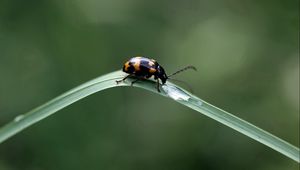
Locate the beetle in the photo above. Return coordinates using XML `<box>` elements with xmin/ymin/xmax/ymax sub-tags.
<box><xmin>116</xmin><ymin>56</ymin><xmax>196</xmax><ymax>92</ymax></box>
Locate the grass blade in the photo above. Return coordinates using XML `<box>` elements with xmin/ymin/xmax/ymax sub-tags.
<box><xmin>0</xmin><ymin>70</ymin><xmax>299</xmax><ymax>162</ymax></box>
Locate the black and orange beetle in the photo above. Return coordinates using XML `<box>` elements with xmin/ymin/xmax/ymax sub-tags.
<box><xmin>116</xmin><ymin>56</ymin><xmax>196</xmax><ymax>92</ymax></box>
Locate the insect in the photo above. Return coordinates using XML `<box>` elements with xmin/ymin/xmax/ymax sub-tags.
<box><xmin>116</xmin><ymin>56</ymin><xmax>196</xmax><ymax>92</ymax></box>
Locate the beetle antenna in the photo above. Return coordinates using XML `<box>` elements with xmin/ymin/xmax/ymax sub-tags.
<box><xmin>167</xmin><ymin>65</ymin><xmax>197</xmax><ymax>78</ymax></box>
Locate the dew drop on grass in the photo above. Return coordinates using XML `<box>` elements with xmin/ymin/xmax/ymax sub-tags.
<box><xmin>14</xmin><ymin>115</ymin><xmax>24</xmax><ymax>122</ymax></box>
<box><xmin>162</xmin><ymin>84</ymin><xmax>191</xmax><ymax>101</ymax></box>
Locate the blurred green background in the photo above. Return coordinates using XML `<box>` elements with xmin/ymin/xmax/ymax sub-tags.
<box><xmin>0</xmin><ymin>0</ymin><xmax>299</xmax><ymax>169</ymax></box>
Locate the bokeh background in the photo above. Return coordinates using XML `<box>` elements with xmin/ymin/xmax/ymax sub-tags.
<box><xmin>0</xmin><ymin>0</ymin><xmax>299</xmax><ymax>169</ymax></box>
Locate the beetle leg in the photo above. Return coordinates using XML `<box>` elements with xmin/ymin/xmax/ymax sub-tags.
<box><xmin>131</xmin><ymin>76</ymin><xmax>146</xmax><ymax>86</ymax></box>
<box><xmin>131</xmin><ymin>78</ymin><xmax>140</xmax><ymax>86</ymax></box>
<box><xmin>146</xmin><ymin>74</ymin><xmax>152</xmax><ymax>79</ymax></box>
<box><xmin>156</xmin><ymin>79</ymin><xmax>160</xmax><ymax>92</ymax></box>
<box><xmin>116</xmin><ymin>75</ymin><xmax>131</xmax><ymax>84</ymax></box>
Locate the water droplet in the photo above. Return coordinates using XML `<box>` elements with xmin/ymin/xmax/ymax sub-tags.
<box><xmin>14</xmin><ymin>115</ymin><xmax>24</xmax><ymax>122</ymax></box>
<box><xmin>162</xmin><ymin>84</ymin><xmax>191</xmax><ymax>101</ymax></box>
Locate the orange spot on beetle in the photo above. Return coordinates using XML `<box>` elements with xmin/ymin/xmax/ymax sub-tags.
<box><xmin>124</xmin><ymin>62</ymin><xmax>130</xmax><ymax>71</ymax></box>
<box><xmin>148</xmin><ymin>61</ymin><xmax>155</xmax><ymax>66</ymax></box>
<box><xmin>149</xmin><ymin>68</ymin><xmax>156</xmax><ymax>73</ymax></box>
<box><xmin>133</xmin><ymin>60</ymin><xmax>141</xmax><ymax>72</ymax></box>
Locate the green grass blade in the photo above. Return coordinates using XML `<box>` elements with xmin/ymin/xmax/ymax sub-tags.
<box><xmin>0</xmin><ymin>70</ymin><xmax>299</xmax><ymax>162</ymax></box>
<box><xmin>161</xmin><ymin>84</ymin><xmax>300</xmax><ymax>163</ymax></box>
<box><xmin>0</xmin><ymin>70</ymin><xmax>126</xmax><ymax>143</ymax></box>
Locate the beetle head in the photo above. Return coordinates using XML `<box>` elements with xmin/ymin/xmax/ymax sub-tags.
<box><xmin>157</xmin><ymin>65</ymin><xmax>168</xmax><ymax>84</ymax></box>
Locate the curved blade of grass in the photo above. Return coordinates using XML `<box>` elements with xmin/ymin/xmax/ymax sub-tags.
<box><xmin>0</xmin><ymin>70</ymin><xmax>299</xmax><ymax>162</ymax></box>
